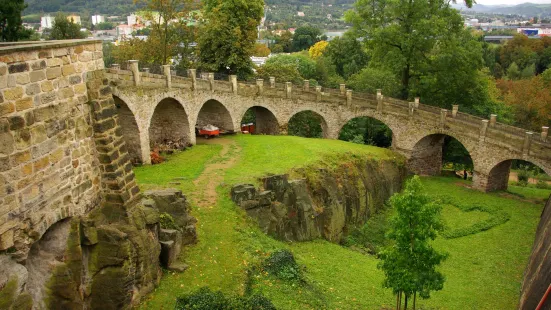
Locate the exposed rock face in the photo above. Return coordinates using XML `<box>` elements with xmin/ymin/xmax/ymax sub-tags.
<box><xmin>0</xmin><ymin>189</ymin><xmax>196</xmax><ymax>310</ymax></box>
<box><xmin>231</xmin><ymin>158</ymin><xmax>406</xmax><ymax>242</ymax></box>
<box><xmin>520</xmin><ymin>195</ymin><xmax>551</xmax><ymax>310</ymax></box>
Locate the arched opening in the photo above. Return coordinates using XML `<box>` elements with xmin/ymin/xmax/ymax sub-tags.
<box><xmin>149</xmin><ymin>98</ymin><xmax>191</xmax><ymax>151</ymax></box>
<box><xmin>114</xmin><ymin>96</ymin><xmax>143</xmax><ymax>164</ymax></box>
<box><xmin>240</xmin><ymin>106</ymin><xmax>280</xmax><ymax>135</ymax></box>
<box><xmin>287</xmin><ymin>110</ymin><xmax>328</xmax><ymax>138</ymax></box>
<box><xmin>338</xmin><ymin>116</ymin><xmax>392</xmax><ymax>147</ymax></box>
<box><xmin>408</xmin><ymin>134</ymin><xmax>473</xmax><ymax>179</ymax></box>
<box><xmin>196</xmin><ymin>100</ymin><xmax>234</xmax><ymax>134</ymax></box>
<box><xmin>487</xmin><ymin>159</ymin><xmax>551</xmax><ymax>192</ymax></box>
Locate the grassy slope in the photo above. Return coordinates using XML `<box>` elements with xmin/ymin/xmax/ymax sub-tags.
<box><xmin>135</xmin><ymin>135</ymin><xmax>549</xmax><ymax>310</ymax></box>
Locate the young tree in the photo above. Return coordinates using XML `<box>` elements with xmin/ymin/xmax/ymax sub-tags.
<box><xmin>378</xmin><ymin>176</ymin><xmax>447</xmax><ymax>310</ymax></box>
<box><xmin>308</xmin><ymin>40</ymin><xmax>328</xmax><ymax>59</ymax></box>
<box><xmin>50</xmin><ymin>14</ymin><xmax>86</xmax><ymax>40</ymax></box>
<box><xmin>0</xmin><ymin>0</ymin><xmax>32</xmax><ymax>42</ymax></box>
<box><xmin>197</xmin><ymin>0</ymin><xmax>264</xmax><ymax>78</ymax></box>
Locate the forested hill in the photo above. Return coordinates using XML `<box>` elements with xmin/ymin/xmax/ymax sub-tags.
<box><xmin>23</xmin><ymin>0</ymin><xmax>142</xmax><ymax>15</ymax></box>
<box><xmin>23</xmin><ymin>0</ymin><xmax>356</xmax><ymax>15</ymax></box>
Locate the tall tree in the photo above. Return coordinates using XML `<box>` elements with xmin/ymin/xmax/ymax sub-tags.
<box><xmin>378</xmin><ymin>176</ymin><xmax>447</xmax><ymax>310</ymax></box>
<box><xmin>197</xmin><ymin>0</ymin><xmax>264</xmax><ymax>78</ymax></box>
<box><xmin>325</xmin><ymin>34</ymin><xmax>368</xmax><ymax>79</ymax></box>
<box><xmin>50</xmin><ymin>14</ymin><xmax>86</xmax><ymax>40</ymax></box>
<box><xmin>134</xmin><ymin>0</ymin><xmax>195</xmax><ymax>65</ymax></box>
<box><xmin>292</xmin><ymin>26</ymin><xmax>322</xmax><ymax>52</ymax></box>
<box><xmin>0</xmin><ymin>0</ymin><xmax>31</xmax><ymax>42</ymax></box>
<box><xmin>346</xmin><ymin>0</ymin><xmax>466</xmax><ymax>99</ymax></box>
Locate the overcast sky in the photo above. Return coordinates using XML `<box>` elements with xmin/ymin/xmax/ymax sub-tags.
<box><xmin>474</xmin><ymin>0</ymin><xmax>551</xmax><ymax>5</ymax></box>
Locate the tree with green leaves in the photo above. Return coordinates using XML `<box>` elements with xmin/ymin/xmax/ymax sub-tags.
<box><xmin>50</xmin><ymin>14</ymin><xmax>86</xmax><ymax>40</ymax></box>
<box><xmin>324</xmin><ymin>34</ymin><xmax>368</xmax><ymax>79</ymax></box>
<box><xmin>0</xmin><ymin>0</ymin><xmax>32</xmax><ymax>42</ymax></box>
<box><xmin>197</xmin><ymin>0</ymin><xmax>264</xmax><ymax>78</ymax></box>
<box><xmin>346</xmin><ymin>0</ymin><xmax>468</xmax><ymax>99</ymax></box>
<box><xmin>378</xmin><ymin>176</ymin><xmax>447</xmax><ymax>310</ymax></box>
<box><xmin>292</xmin><ymin>26</ymin><xmax>322</xmax><ymax>52</ymax></box>
<box><xmin>134</xmin><ymin>0</ymin><xmax>195</xmax><ymax>66</ymax></box>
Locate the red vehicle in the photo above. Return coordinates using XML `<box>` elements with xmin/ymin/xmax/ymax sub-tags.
<box><xmin>196</xmin><ymin>125</ymin><xmax>220</xmax><ymax>139</ymax></box>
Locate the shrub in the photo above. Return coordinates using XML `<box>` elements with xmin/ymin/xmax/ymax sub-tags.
<box><xmin>536</xmin><ymin>180</ymin><xmax>550</xmax><ymax>189</ymax></box>
<box><xmin>159</xmin><ymin>212</ymin><xmax>179</xmax><ymax>230</ymax></box>
<box><xmin>262</xmin><ymin>249</ymin><xmax>302</xmax><ymax>281</ymax></box>
<box><xmin>517</xmin><ymin>166</ymin><xmax>530</xmax><ymax>183</ymax></box>
<box><xmin>175</xmin><ymin>287</ymin><xmax>276</xmax><ymax>310</ymax></box>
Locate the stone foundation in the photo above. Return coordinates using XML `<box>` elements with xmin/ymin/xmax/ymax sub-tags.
<box><xmin>407</xmin><ymin>134</ymin><xmax>445</xmax><ymax>176</ymax></box>
<box><xmin>149</xmin><ymin>98</ymin><xmax>191</xmax><ymax>149</ymax></box>
<box><xmin>196</xmin><ymin>99</ymin><xmax>234</xmax><ymax>132</ymax></box>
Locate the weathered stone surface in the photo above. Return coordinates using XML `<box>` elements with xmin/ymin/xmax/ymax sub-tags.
<box><xmin>231</xmin><ymin>158</ymin><xmax>407</xmax><ymax>242</ymax></box>
<box><xmin>519</xmin><ymin>195</ymin><xmax>551</xmax><ymax>310</ymax></box>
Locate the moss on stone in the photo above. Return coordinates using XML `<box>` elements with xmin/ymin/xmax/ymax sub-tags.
<box><xmin>0</xmin><ymin>277</ymin><xmax>17</xmax><ymax>309</ymax></box>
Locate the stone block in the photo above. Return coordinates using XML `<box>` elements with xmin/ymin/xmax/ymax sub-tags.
<box><xmin>62</xmin><ymin>65</ymin><xmax>76</xmax><ymax>76</ymax></box>
<box><xmin>8</xmin><ymin>63</ymin><xmax>29</xmax><ymax>74</ymax></box>
<box><xmin>231</xmin><ymin>184</ymin><xmax>257</xmax><ymax>205</ymax></box>
<box><xmin>0</xmin><ymin>133</ymin><xmax>14</xmax><ymax>155</ymax></box>
<box><xmin>0</xmin><ymin>155</ymin><xmax>10</xmax><ymax>172</ymax></box>
<box><xmin>0</xmin><ymin>75</ymin><xmax>6</xmax><ymax>89</ymax></box>
<box><xmin>31</xmin><ymin>59</ymin><xmax>47</xmax><ymax>71</ymax></box>
<box><xmin>10</xmin><ymin>150</ymin><xmax>31</xmax><ymax>166</ymax></box>
<box><xmin>58</xmin><ymin>87</ymin><xmax>74</xmax><ymax>100</ymax></box>
<box><xmin>33</xmin><ymin>156</ymin><xmax>50</xmax><ymax>172</ymax></box>
<box><xmin>30</xmin><ymin>125</ymin><xmax>47</xmax><ymax>144</ymax></box>
<box><xmin>25</xmin><ymin>82</ymin><xmax>41</xmax><ymax>96</ymax></box>
<box><xmin>40</xmin><ymin>80</ymin><xmax>54</xmax><ymax>92</ymax></box>
<box><xmin>16</xmin><ymin>73</ymin><xmax>30</xmax><ymax>85</ymax></box>
<box><xmin>13</xmin><ymin>129</ymin><xmax>30</xmax><ymax>150</ymax></box>
<box><xmin>74</xmin><ymin>84</ymin><xmax>86</xmax><ymax>94</ymax></box>
<box><xmin>53</xmin><ymin>48</ymin><xmax>69</xmax><ymax>57</ymax></box>
<box><xmin>40</xmin><ymin>92</ymin><xmax>57</xmax><ymax>105</ymax></box>
<box><xmin>46</xmin><ymin>67</ymin><xmax>62</xmax><ymax>80</ymax></box>
<box><xmin>30</xmin><ymin>70</ymin><xmax>46</xmax><ymax>83</ymax></box>
<box><xmin>0</xmin><ymin>63</ymin><xmax>7</xmax><ymax>76</ymax></box>
<box><xmin>0</xmin><ymin>103</ymin><xmax>15</xmax><ymax>117</ymax></box>
<box><xmin>4</xmin><ymin>87</ymin><xmax>24</xmax><ymax>100</ymax></box>
<box><xmin>46</xmin><ymin>57</ymin><xmax>63</xmax><ymax>67</ymax></box>
<box><xmin>38</xmin><ymin>50</ymin><xmax>53</xmax><ymax>58</ymax></box>
<box><xmin>79</xmin><ymin>52</ymin><xmax>93</xmax><ymax>62</ymax></box>
<box><xmin>34</xmin><ymin>105</ymin><xmax>55</xmax><ymax>122</ymax></box>
<box><xmin>8</xmin><ymin>116</ymin><xmax>25</xmax><ymax>131</ymax></box>
<box><xmin>15</xmin><ymin>97</ymin><xmax>33</xmax><ymax>111</ymax></box>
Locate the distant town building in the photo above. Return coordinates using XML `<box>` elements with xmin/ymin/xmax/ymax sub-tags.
<box><xmin>41</xmin><ymin>15</ymin><xmax>54</xmax><ymax>29</ymax></box>
<box><xmin>92</xmin><ymin>15</ymin><xmax>105</xmax><ymax>25</ymax></box>
<box><xmin>297</xmin><ymin>12</ymin><xmax>305</xmax><ymax>17</ymax></box>
<box><xmin>127</xmin><ymin>14</ymin><xmax>139</xmax><ymax>27</ymax></box>
<box><xmin>67</xmin><ymin>15</ymin><xmax>82</xmax><ymax>25</ymax></box>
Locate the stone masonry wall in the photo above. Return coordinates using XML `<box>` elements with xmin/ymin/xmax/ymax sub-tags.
<box><xmin>0</xmin><ymin>41</ymin><xmax>105</xmax><ymax>256</ymax></box>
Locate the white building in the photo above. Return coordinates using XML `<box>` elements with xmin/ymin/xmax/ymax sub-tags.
<box><xmin>127</xmin><ymin>14</ymin><xmax>138</xmax><ymax>26</ymax></box>
<box><xmin>92</xmin><ymin>15</ymin><xmax>105</xmax><ymax>25</ymax></box>
<box><xmin>41</xmin><ymin>15</ymin><xmax>54</xmax><ymax>29</ymax></box>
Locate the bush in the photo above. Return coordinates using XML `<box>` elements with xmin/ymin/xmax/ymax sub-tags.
<box><xmin>262</xmin><ymin>249</ymin><xmax>302</xmax><ymax>281</ymax></box>
<box><xmin>175</xmin><ymin>287</ymin><xmax>276</xmax><ymax>310</ymax></box>
<box><xmin>536</xmin><ymin>180</ymin><xmax>550</xmax><ymax>189</ymax></box>
<box><xmin>159</xmin><ymin>212</ymin><xmax>179</xmax><ymax>230</ymax></box>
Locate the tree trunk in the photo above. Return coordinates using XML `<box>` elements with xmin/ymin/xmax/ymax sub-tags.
<box><xmin>404</xmin><ymin>294</ymin><xmax>408</xmax><ymax>310</ymax></box>
<box><xmin>396</xmin><ymin>292</ymin><xmax>400</xmax><ymax>310</ymax></box>
<box><xmin>413</xmin><ymin>292</ymin><xmax>417</xmax><ymax>310</ymax></box>
<box><xmin>401</xmin><ymin>63</ymin><xmax>410</xmax><ymax>100</ymax></box>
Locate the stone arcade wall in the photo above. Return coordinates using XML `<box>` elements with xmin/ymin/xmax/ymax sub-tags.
<box><xmin>107</xmin><ymin>67</ymin><xmax>551</xmax><ymax>192</ymax></box>
<box><xmin>0</xmin><ymin>41</ymin><xmax>195</xmax><ymax>309</ymax></box>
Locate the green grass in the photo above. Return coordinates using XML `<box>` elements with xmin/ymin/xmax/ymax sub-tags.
<box><xmin>134</xmin><ymin>135</ymin><xmax>549</xmax><ymax>310</ymax></box>
<box><xmin>133</xmin><ymin>144</ymin><xmax>221</xmax><ymax>193</ymax></box>
<box><xmin>223</xmin><ymin>135</ymin><xmax>399</xmax><ymax>185</ymax></box>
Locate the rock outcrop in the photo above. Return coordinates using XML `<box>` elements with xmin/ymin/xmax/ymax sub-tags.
<box><xmin>0</xmin><ymin>189</ymin><xmax>196</xmax><ymax>310</ymax></box>
<box><xmin>231</xmin><ymin>158</ymin><xmax>406</xmax><ymax>242</ymax></box>
<box><xmin>519</xmin><ymin>195</ymin><xmax>551</xmax><ymax>310</ymax></box>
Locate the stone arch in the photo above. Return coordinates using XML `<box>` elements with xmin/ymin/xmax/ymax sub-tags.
<box><xmin>337</xmin><ymin>115</ymin><xmax>394</xmax><ymax>148</ymax></box>
<box><xmin>149</xmin><ymin>97</ymin><xmax>193</xmax><ymax>150</ymax></box>
<box><xmin>408</xmin><ymin>133</ymin><xmax>474</xmax><ymax>176</ymax></box>
<box><xmin>196</xmin><ymin>99</ymin><xmax>235</xmax><ymax>133</ymax></box>
<box><xmin>483</xmin><ymin>158</ymin><xmax>551</xmax><ymax>192</ymax></box>
<box><xmin>239</xmin><ymin>106</ymin><xmax>280</xmax><ymax>135</ymax></box>
<box><xmin>286</xmin><ymin>109</ymin><xmax>330</xmax><ymax>139</ymax></box>
<box><xmin>113</xmin><ymin>96</ymin><xmax>143</xmax><ymax>164</ymax></box>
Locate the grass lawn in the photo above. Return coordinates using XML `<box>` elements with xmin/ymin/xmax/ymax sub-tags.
<box><xmin>135</xmin><ymin>135</ymin><xmax>549</xmax><ymax>310</ymax></box>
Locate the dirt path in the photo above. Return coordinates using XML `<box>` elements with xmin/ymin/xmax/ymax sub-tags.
<box><xmin>192</xmin><ymin>137</ymin><xmax>241</xmax><ymax>208</ymax></box>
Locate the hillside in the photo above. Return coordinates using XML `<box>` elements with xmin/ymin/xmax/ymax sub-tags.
<box><xmin>455</xmin><ymin>2</ymin><xmax>551</xmax><ymax>17</ymax></box>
